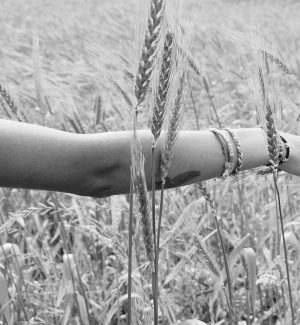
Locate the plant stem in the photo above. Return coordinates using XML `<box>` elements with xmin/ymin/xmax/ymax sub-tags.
<box><xmin>127</xmin><ymin>180</ymin><xmax>134</xmax><ymax>325</ymax></box>
<box><xmin>214</xmin><ymin>216</ymin><xmax>235</xmax><ymax>323</ymax></box>
<box><xmin>151</xmin><ymin>144</ymin><xmax>159</xmax><ymax>325</ymax></box>
<box><xmin>157</xmin><ymin>183</ymin><xmax>165</xmax><ymax>260</ymax></box>
<box><xmin>273</xmin><ymin>172</ymin><xmax>295</xmax><ymax>324</ymax></box>
<box><xmin>187</xmin><ymin>72</ymin><xmax>200</xmax><ymax>130</ymax></box>
<box><xmin>154</xmin><ymin>182</ymin><xmax>165</xmax><ymax>325</ymax></box>
<box><xmin>151</xmin><ymin>145</ymin><xmax>157</xmax><ymax>249</ymax></box>
<box><xmin>202</xmin><ymin>76</ymin><xmax>222</xmax><ymax>128</ymax></box>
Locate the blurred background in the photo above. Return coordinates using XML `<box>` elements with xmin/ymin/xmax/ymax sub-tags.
<box><xmin>1</xmin><ymin>0</ymin><xmax>300</xmax><ymax>324</ymax></box>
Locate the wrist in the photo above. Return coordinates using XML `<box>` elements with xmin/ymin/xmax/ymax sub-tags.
<box><xmin>277</xmin><ymin>133</ymin><xmax>300</xmax><ymax>177</ymax></box>
<box><xmin>232</xmin><ymin>128</ymin><xmax>269</xmax><ymax>171</ymax></box>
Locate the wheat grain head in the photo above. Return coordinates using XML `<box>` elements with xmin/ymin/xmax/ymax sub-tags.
<box><xmin>161</xmin><ymin>70</ymin><xmax>186</xmax><ymax>183</ymax></box>
<box><xmin>151</xmin><ymin>29</ymin><xmax>174</xmax><ymax>143</ymax></box>
<box><xmin>131</xmin><ymin>133</ymin><xmax>154</xmax><ymax>263</ymax></box>
<box><xmin>135</xmin><ymin>0</ymin><xmax>166</xmax><ymax>109</ymax></box>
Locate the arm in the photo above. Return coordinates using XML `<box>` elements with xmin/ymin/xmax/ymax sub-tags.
<box><xmin>0</xmin><ymin>119</ymin><xmax>298</xmax><ymax>198</ymax></box>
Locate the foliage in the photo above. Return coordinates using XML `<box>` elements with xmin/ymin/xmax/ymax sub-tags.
<box><xmin>1</xmin><ymin>0</ymin><xmax>300</xmax><ymax>324</ymax></box>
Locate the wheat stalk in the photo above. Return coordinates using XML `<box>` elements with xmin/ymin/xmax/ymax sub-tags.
<box><xmin>257</xmin><ymin>66</ymin><xmax>279</xmax><ymax>174</ymax></box>
<box><xmin>74</xmin><ymin>112</ymin><xmax>86</xmax><ymax>134</ymax></box>
<box><xmin>131</xmin><ymin>134</ymin><xmax>155</xmax><ymax>264</ymax></box>
<box><xmin>241</xmin><ymin>247</ymin><xmax>257</xmax><ymax>317</ymax></box>
<box><xmin>151</xmin><ymin>29</ymin><xmax>174</xmax><ymax>143</ymax></box>
<box><xmin>93</xmin><ymin>94</ymin><xmax>102</xmax><ymax>126</ymax></box>
<box><xmin>135</xmin><ymin>0</ymin><xmax>165</xmax><ymax>109</ymax></box>
<box><xmin>0</xmin><ymin>83</ymin><xmax>18</xmax><ymax>115</ymax></box>
<box><xmin>261</xmin><ymin>50</ymin><xmax>292</xmax><ymax>76</ymax></box>
<box><xmin>197</xmin><ymin>182</ymin><xmax>235</xmax><ymax>322</ymax></box>
<box><xmin>161</xmin><ymin>71</ymin><xmax>185</xmax><ymax>183</ymax></box>
<box><xmin>0</xmin><ymin>83</ymin><xmax>29</xmax><ymax>123</ymax></box>
<box><xmin>195</xmin><ymin>237</ymin><xmax>220</xmax><ymax>278</ymax></box>
<box><xmin>257</xmin><ymin>49</ymin><xmax>295</xmax><ymax>324</ymax></box>
<box><xmin>149</xmin><ymin>28</ymin><xmax>175</xmax><ymax>325</ymax></box>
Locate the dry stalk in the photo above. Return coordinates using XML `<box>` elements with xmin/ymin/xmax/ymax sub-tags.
<box><xmin>257</xmin><ymin>51</ymin><xmax>295</xmax><ymax>324</ymax></box>
<box><xmin>257</xmin><ymin>66</ymin><xmax>279</xmax><ymax>174</ymax></box>
<box><xmin>131</xmin><ymin>133</ymin><xmax>155</xmax><ymax>264</ymax></box>
<box><xmin>195</xmin><ymin>237</ymin><xmax>220</xmax><ymax>278</ymax></box>
<box><xmin>151</xmin><ymin>29</ymin><xmax>174</xmax><ymax>143</ymax></box>
<box><xmin>197</xmin><ymin>182</ymin><xmax>235</xmax><ymax>322</ymax></box>
<box><xmin>150</xmin><ymin>29</ymin><xmax>174</xmax><ymax>325</ymax></box>
<box><xmin>93</xmin><ymin>94</ymin><xmax>102</xmax><ymax>126</ymax></box>
<box><xmin>0</xmin><ymin>83</ymin><xmax>28</xmax><ymax>123</ymax></box>
<box><xmin>150</xmin><ymin>28</ymin><xmax>174</xmax><ymax>249</ymax></box>
<box><xmin>161</xmin><ymin>71</ymin><xmax>186</xmax><ymax>183</ymax></box>
<box><xmin>0</xmin><ymin>83</ymin><xmax>18</xmax><ymax>115</ymax></box>
<box><xmin>261</xmin><ymin>50</ymin><xmax>292</xmax><ymax>76</ymax></box>
<box><xmin>74</xmin><ymin>112</ymin><xmax>86</xmax><ymax>134</ymax></box>
<box><xmin>135</xmin><ymin>0</ymin><xmax>165</xmax><ymax>109</ymax></box>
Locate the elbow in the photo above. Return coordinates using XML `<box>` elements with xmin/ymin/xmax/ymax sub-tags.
<box><xmin>78</xmin><ymin>161</ymin><xmax>128</xmax><ymax>198</ymax></box>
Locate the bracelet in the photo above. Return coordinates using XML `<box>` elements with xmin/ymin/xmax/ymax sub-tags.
<box><xmin>257</xmin><ymin>127</ymin><xmax>290</xmax><ymax>175</ymax></box>
<box><xmin>278</xmin><ymin>135</ymin><xmax>290</xmax><ymax>164</ymax></box>
<box><xmin>209</xmin><ymin>128</ymin><xmax>235</xmax><ymax>178</ymax></box>
<box><xmin>256</xmin><ymin>125</ymin><xmax>278</xmax><ymax>175</ymax></box>
<box><xmin>223</xmin><ymin>128</ymin><xmax>243</xmax><ymax>175</ymax></box>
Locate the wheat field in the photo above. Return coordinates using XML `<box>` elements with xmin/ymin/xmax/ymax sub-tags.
<box><xmin>1</xmin><ymin>0</ymin><xmax>300</xmax><ymax>324</ymax></box>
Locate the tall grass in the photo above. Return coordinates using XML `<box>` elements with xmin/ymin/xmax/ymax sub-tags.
<box><xmin>0</xmin><ymin>0</ymin><xmax>300</xmax><ymax>324</ymax></box>
<box><xmin>256</xmin><ymin>47</ymin><xmax>295</xmax><ymax>324</ymax></box>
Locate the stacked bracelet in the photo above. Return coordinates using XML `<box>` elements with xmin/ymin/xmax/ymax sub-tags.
<box><xmin>278</xmin><ymin>135</ymin><xmax>290</xmax><ymax>164</ymax></box>
<box><xmin>208</xmin><ymin>126</ymin><xmax>289</xmax><ymax>178</ymax></box>
<box><xmin>223</xmin><ymin>128</ymin><xmax>244</xmax><ymax>175</ymax></box>
<box><xmin>209</xmin><ymin>128</ymin><xmax>235</xmax><ymax>178</ymax></box>
<box><xmin>257</xmin><ymin>127</ymin><xmax>290</xmax><ymax>175</ymax></box>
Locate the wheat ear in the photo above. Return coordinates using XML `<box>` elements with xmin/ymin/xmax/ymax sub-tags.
<box><xmin>257</xmin><ymin>66</ymin><xmax>279</xmax><ymax>174</ymax></box>
<box><xmin>150</xmin><ymin>30</ymin><xmax>174</xmax><ymax>324</ymax></box>
<box><xmin>135</xmin><ymin>0</ymin><xmax>165</xmax><ymax>108</ymax></box>
<box><xmin>0</xmin><ymin>83</ymin><xmax>28</xmax><ymax>123</ymax></box>
<box><xmin>197</xmin><ymin>182</ymin><xmax>235</xmax><ymax>322</ymax></box>
<box><xmin>151</xmin><ymin>29</ymin><xmax>174</xmax><ymax>142</ymax></box>
<box><xmin>131</xmin><ymin>133</ymin><xmax>154</xmax><ymax>264</ymax></box>
<box><xmin>0</xmin><ymin>83</ymin><xmax>19</xmax><ymax>116</ymax></box>
<box><xmin>261</xmin><ymin>50</ymin><xmax>292</xmax><ymax>76</ymax></box>
<box><xmin>257</xmin><ymin>50</ymin><xmax>295</xmax><ymax>324</ymax></box>
<box><xmin>195</xmin><ymin>237</ymin><xmax>220</xmax><ymax>278</ymax></box>
<box><xmin>161</xmin><ymin>71</ymin><xmax>185</xmax><ymax>183</ymax></box>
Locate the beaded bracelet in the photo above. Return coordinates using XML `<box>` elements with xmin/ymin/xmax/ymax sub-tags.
<box><xmin>223</xmin><ymin>128</ymin><xmax>243</xmax><ymax>175</ymax></box>
<box><xmin>257</xmin><ymin>126</ymin><xmax>290</xmax><ymax>175</ymax></box>
<box><xmin>209</xmin><ymin>128</ymin><xmax>235</xmax><ymax>178</ymax></box>
<box><xmin>278</xmin><ymin>135</ymin><xmax>290</xmax><ymax>164</ymax></box>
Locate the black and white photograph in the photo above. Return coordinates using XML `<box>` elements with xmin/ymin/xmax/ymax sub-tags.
<box><xmin>0</xmin><ymin>0</ymin><xmax>300</xmax><ymax>324</ymax></box>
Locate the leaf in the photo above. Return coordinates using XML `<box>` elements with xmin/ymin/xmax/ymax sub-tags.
<box><xmin>111</xmin><ymin>195</ymin><xmax>128</xmax><ymax>233</ymax></box>
<box><xmin>0</xmin><ymin>243</ymin><xmax>24</xmax><ymax>276</ymax></box>
<box><xmin>61</xmin><ymin>293</ymin><xmax>73</xmax><ymax>325</ymax></box>
<box><xmin>62</xmin><ymin>254</ymin><xmax>76</xmax><ymax>296</ymax></box>
<box><xmin>173</xmin><ymin>320</ymin><xmax>208</xmax><ymax>325</ymax></box>
<box><xmin>63</xmin><ymin>254</ymin><xmax>76</xmax><ymax>283</ymax></box>
<box><xmin>220</xmin><ymin>233</ymin><xmax>251</xmax><ymax>281</ymax></box>
<box><xmin>76</xmin><ymin>292</ymin><xmax>89</xmax><ymax>325</ymax></box>
<box><xmin>163</xmin><ymin>246</ymin><xmax>196</xmax><ymax>286</ymax></box>
<box><xmin>104</xmin><ymin>293</ymin><xmax>140</xmax><ymax>325</ymax></box>
<box><xmin>242</xmin><ymin>247</ymin><xmax>257</xmax><ymax>316</ymax></box>
<box><xmin>282</xmin><ymin>231</ymin><xmax>300</xmax><ymax>253</ymax></box>
<box><xmin>161</xmin><ymin>197</ymin><xmax>205</xmax><ymax>247</ymax></box>
<box><xmin>0</xmin><ymin>271</ymin><xmax>12</xmax><ymax>325</ymax></box>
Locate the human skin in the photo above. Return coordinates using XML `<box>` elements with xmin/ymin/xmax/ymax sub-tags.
<box><xmin>0</xmin><ymin>119</ymin><xmax>298</xmax><ymax>198</ymax></box>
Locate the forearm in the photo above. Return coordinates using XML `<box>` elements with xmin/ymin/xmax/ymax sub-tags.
<box><xmin>83</xmin><ymin>128</ymin><xmax>299</xmax><ymax>197</ymax></box>
<box><xmin>90</xmin><ymin>128</ymin><xmax>271</xmax><ymax>197</ymax></box>
<box><xmin>0</xmin><ymin>120</ymin><xmax>298</xmax><ymax>198</ymax></box>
